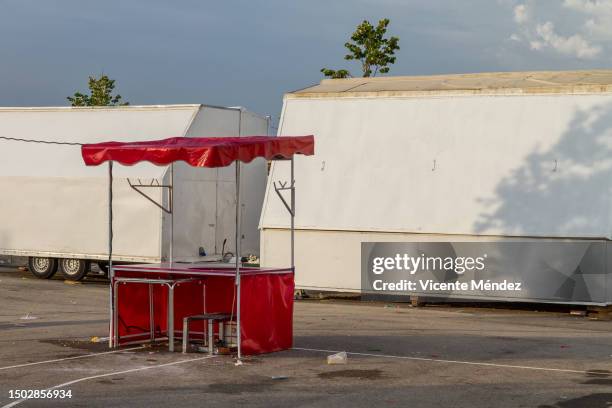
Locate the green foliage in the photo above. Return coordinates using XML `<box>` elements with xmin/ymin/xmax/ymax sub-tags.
<box><xmin>320</xmin><ymin>68</ymin><xmax>352</xmax><ymax>79</ymax></box>
<box><xmin>321</xmin><ymin>18</ymin><xmax>400</xmax><ymax>79</ymax></box>
<box><xmin>67</xmin><ymin>75</ymin><xmax>129</xmax><ymax>106</ymax></box>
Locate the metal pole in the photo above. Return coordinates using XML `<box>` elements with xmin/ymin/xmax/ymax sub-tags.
<box><xmin>235</xmin><ymin>110</ymin><xmax>243</xmax><ymax>358</ymax></box>
<box><xmin>170</xmin><ymin>163</ymin><xmax>174</xmax><ymax>265</ymax></box>
<box><xmin>290</xmin><ymin>157</ymin><xmax>295</xmax><ymax>270</ymax></box>
<box><xmin>235</xmin><ymin>160</ymin><xmax>242</xmax><ymax>360</ymax></box>
<box><xmin>168</xmin><ymin>285</ymin><xmax>174</xmax><ymax>352</ymax></box>
<box><xmin>108</xmin><ymin>161</ymin><xmax>114</xmax><ymax>348</ymax></box>
<box><xmin>149</xmin><ymin>284</ymin><xmax>154</xmax><ymax>342</ymax></box>
<box><xmin>113</xmin><ymin>281</ymin><xmax>119</xmax><ymax>347</ymax></box>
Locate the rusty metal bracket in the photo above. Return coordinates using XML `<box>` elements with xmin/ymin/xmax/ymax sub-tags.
<box><xmin>273</xmin><ymin>180</ymin><xmax>294</xmax><ymax>217</ymax></box>
<box><xmin>127</xmin><ymin>178</ymin><xmax>173</xmax><ymax>214</ymax></box>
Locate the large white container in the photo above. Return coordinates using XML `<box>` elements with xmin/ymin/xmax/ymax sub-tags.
<box><xmin>0</xmin><ymin>104</ymin><xmax>268</xmax><ymax>267</ymax></box>
<box><xmin>260</xmin><ymin>70</ymin><xmax>612</xmax><ymax>294</ymax></box>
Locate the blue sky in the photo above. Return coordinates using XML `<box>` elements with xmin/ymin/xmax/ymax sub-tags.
<box><xmin>1</xmin><ymin>0</ymin><xmax>611</xmax><ymax>122</ymax></box>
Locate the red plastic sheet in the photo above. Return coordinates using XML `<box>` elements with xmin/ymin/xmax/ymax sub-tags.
<box><xmin>81</xmin><ymin>135</ymin><xmax>314</xmax><ymax>168</ymax></box>
<box><xmin>114</xmin><ymin>266</ymin><xmax>294</xmax><ymax>355</ymax></box>
<box><xmin>240</xmin><ymin>273</ymin><xmax>294</xmax><ymax>354</ymax></box>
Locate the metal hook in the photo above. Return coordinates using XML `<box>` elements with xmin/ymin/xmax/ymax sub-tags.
<box><xmin>273</xmin><ymin>180</ymin><xmax>294</xmax><ymax>216</ymax></box>
<box><xmin>127</xmin><ymin>178</ymin><xmax>173</xmax><ymax>213</ymax></box>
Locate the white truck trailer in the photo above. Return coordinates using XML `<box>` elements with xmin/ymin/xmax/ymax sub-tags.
<box><xmin>260</xmin><ymin>70</ymin><xmax>612</xmax><ymax>304</ymax></box>
<box><xmin>0</xmin><ymin>104</ymin><xmax>268</xmax><ymax>280</ymax></box>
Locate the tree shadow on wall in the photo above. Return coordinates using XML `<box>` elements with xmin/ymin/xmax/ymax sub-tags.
<box><xmin>474</xmin><ymin>102</ymin><xmax>612</xmax><ymax>237</ymax></box>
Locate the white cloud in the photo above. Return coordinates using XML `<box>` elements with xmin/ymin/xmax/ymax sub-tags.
<box><xmin>514</xmin><ymin>4</ymin><xmax>529</xmax><ymax>23</ymax></box>
<box><xmin>564</xmin><ymin>0</ymin><xmax>612</xmax><ymax>39</ymax></box>
<box><xmin>510</xmin><ymin>1</ymin><xmax>606</xmax><ymax>59</ymax></box>
<box><xmin>563</xmin><ymin>0</ymin><xmax>612</xmax><ymax>14</ymax></box>
<box><xmin>529</xmin><ymin>40</ymin><xmax>543</xmax><ymax>50</ymax></box>
<box><xmin>535</xmin><ymin>21</ymin><xmax>602</xmax><ymax>58</ymax></box>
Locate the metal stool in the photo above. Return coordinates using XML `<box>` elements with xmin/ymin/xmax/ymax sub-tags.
<box><xmin>182</xmin><ymin>313</ymin><xmax>231</xmax><ymax>354</ymax></box>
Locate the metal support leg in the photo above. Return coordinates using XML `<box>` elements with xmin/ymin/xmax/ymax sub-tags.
<box><xmin>272</xmin><ymin>158</ymin><xmax>296</xmax><ymax>271</ymax></box>
<box><xmin>208</xmin><ymin>319</ymin><xmax>214</xmax><ymax>356</ymax></box>
<box><xmin>108</xmin><ymin>161</ymin><xmax>114</xmax><ymax>348</ymax></box>
<box><xmin>235</xmin><ymin>160</ymin><xmax>242</xmax><ymax>361</ymax></box>
<box><xmin>168</xmin><ymin>286</ymin><xmax>174</xmax><ymax>352</ymax></box>
<box><xmin>170</xmin><ymin>163</ymin><xmax>174</xmax><ymax>264</ymax></box>
<box><xmin>290</xmin><ymin>157</ymin><xmax>295</xmax><ymax>270</ymax></box>
<box><xmin>182</xmin><ymin>317</ymin><xmax>189</xmax><ymax>354</ymax></box>
<box><xmin>149</xmin><ymin>284</ymin><xmax>154</xmax><ymax>342</ymax></box>
<box><xmin>113</xmin><ymin>281</ymin><xmax>119</xmax><ymax>348</ymax></box>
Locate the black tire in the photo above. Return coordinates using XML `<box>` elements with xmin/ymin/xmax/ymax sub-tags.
<box><xmin>28</xmin><ymin>257</ymin><xmax>58</xmax><ymax>279</ymax></box>
<box><xmin>60</xmin><ymin>258</ymin><xmax>90</xmax><ymax>281</ymax></box>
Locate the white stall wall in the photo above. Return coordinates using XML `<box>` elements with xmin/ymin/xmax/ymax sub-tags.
<box><xmin>167</xmin><ymin>106</ymin><xmax>239</xmax><ymax>260</ymax></box>
<box><xmin>0</xmin><ymin>104</ymin><xmax>269</xmax><ymax>262</ymax></box>
<box><xmin>263</xmin><ymin>94</ymin><xmax>612</xmax><ymax>237</ymax></box>
<box><xmin>261</xmin><ymin>92</ymin><xmax>612</xmax><ymax>290</ymax></box>
<box><xmin>0</xmin><ymin>106</ymin><xmax>198</xmax><ymax>261</ymax></box>
<box><xmin>167</xmin><ymin>107</ymin><xmax>269</xmax><ymax>260</ymax></box>
<box><xmin>261</xmin><ymin>229</ymin><xmax>554</xmax><ymax>291</ymax></box>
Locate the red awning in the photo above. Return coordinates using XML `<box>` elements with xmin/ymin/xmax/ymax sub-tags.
<box><xmin>81</xmin><ymin>135</ymin><xmax>314</xmax><ymax>168</ymax></box>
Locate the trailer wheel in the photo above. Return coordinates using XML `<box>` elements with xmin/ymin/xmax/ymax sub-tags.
<box><xmin>28</xmin><ymin>257</ymin><xmax>58</xmax><ymax>279</ymax></box>
<box><xmin>60</xmin><ymin>258</ymin><xmax>90</xmax><ymax>281</ymax></box>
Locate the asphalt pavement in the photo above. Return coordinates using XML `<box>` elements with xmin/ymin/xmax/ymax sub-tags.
<box><xmin>1</xmin><ymin>266</ymin><xmax>612</xmax><ymax>407</ymax></box>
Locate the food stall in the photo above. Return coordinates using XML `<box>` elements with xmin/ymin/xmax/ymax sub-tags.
<box><xmin>80</xmin><ymin>135</ymin><xmax>315</xmax><ymax>359</ymax></box>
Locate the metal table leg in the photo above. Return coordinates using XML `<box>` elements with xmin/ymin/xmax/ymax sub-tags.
<box><xmin>168</xmin><ymin>285</ymin><xmax>174</xmax><ymax>352</ymax></box>
<box><xmin>208</xmin><ymin>319</ymin><xmax>213</xmax><ymax>356</ymax></box>
<box><xmin>113</xmin><ymin>281</ymin><xmax>119</xmax><ymax>348</ymax></box>
<box><xmin>182</xmin><ymin>317</ymin><xmax>189</xmax><ymax>353</ymax></box>
<box><xmin>149</xmin><ymin>284</ymin><xmax>154</xmax><ymax>342</ymax></box>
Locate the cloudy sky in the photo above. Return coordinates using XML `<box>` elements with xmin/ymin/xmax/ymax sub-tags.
<box><xmin>1</xmin><ymin>0</ymin><xmax>612</xmax><ymax>121</ymax></box>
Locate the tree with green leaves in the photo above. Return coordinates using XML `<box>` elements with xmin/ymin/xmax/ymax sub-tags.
<box><xmin>321</xmin><ymin>18</ymin><xmax>400</xmax><ymax>79</ymax></box>
<box><xmin>67</xmin><ymin>75</ymin><xmax>129</xmax><ymax>106</ymax></box>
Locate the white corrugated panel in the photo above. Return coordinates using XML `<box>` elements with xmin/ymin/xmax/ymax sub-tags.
<box><xmin>262</xmin><ymin>93</ymin><xmax>612</xmax><ymax>239</ymax></box>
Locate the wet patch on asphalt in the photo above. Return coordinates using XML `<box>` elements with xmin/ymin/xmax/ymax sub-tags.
<box><xmin>538</xmin><ymin>393</ymin><xmax>612</xmax><ymax>407</ymax></box>
<box><xmin>205</xmin><ymin>378</ymin><xmax>278</xmax><ymax>394</ymax></box>
<box><xmin>318</xmin><ymin>369</ymin><xmax>383</xmax><ymax>380</ymax></box>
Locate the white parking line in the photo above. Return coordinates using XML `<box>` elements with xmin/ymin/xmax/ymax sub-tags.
<box><xmin>0</xmin><ymin>346</ymin><xmax>144</xmax><ymax>371</ymax></box>
<box><xmin>1</xmin><ymin>355</ymin><xmax>217</xmax><ymax>408</ymax></box>
<box><xmin>293</xmin><ymin>347</ymin><xmax>595</xmax><ymax>375</ymax></box>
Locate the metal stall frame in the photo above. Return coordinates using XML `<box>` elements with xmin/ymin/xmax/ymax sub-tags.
<box><xmin>102</xmin><ymin>141</ymin><xmax>304</xmax><ymax>360</ymax></box>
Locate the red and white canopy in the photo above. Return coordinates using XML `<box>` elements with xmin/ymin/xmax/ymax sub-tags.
<box><xmin>81</xmin><ymin>135</ymin><xmax>314</xmax><ymax>168</ymax></box>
